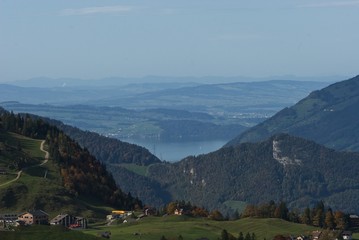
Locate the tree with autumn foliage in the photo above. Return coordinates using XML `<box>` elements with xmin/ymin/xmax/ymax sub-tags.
<box><xmin>209</xmin><ymin>209</ymin><xmax>224</xmax><ymax>221</ymax></box>
<box><xmin>334</xmin><ymin>211</ymin><xmax>348</xmax><ymax>230</ymax></box>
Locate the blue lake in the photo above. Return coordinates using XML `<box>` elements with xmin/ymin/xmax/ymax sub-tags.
<box><xmin>119</xmin><ymin>139</ymin><xmax>228</xmax><ymax>162</ymax></box>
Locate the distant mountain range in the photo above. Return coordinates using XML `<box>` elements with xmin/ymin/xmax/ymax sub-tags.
<box><xmin>7</xmin><ymin>75</ymin><xmax>344</xmax><ymax>88</ymax></box>
<box><xmin>1</xmin><ymin>79</ymin><xmax>331</xmax><ymax>112</ymax></box>
<box><xmin>2</xmin><ymin>75</ymin><xmax>359</xmax><ymax>216</ymax></box>
<box><xmin>226</xmin><ymin>75</ymin><xmax>359</xmax><ymax>152</ymax></box>
<box><xmin>1</xmin><ymin>79</ymin><xmax>331</xmax><ymax>142</ymax></box>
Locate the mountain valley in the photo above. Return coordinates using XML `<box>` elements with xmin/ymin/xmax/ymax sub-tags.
<box><xmin>11</xmin><ymin>74</ymin><xmax>356</xmax><ymax>213</ymax></box>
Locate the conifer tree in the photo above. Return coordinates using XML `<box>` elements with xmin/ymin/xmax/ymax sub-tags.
<box><xmin>245</xmin><ymin>232</ymin><xmax>251</xmax><ymax>240</ymax></box>
<box><xmin>232</xmin><ymin>209</ymin><xmax>240</xmax><ymax>220</ymax></box>
<box><xmin>251</xmin><ymin>232</ymin><xmax>256</xmax><ymax>240</ymax></box>
<box><xmin>334</xmin><ymin>211</ymin><xmax>348</xmax><ymax>230</ymax></box>
<box><xmin>221</xmin><ymin>229</ymin><xmax>229</xmax><ymax>240</ymax></box>
<box><xmin>301</xmin><ymin>207</ymin><xmax>311</xmax><ymax>225</ymax></box>
<box><xmin>324</xmin><ymin>208</ymin><xmax>335</xmax><ymax>229</ymax></box>
<box><xmin>312</xmin><ymin>208</ymin><xmax>324</xmax><ymax>227</ymax></box>
<box><xmin>238</xmin><ymin>232</ymin><xmax>244</xmax><ymax>240</ymax></box>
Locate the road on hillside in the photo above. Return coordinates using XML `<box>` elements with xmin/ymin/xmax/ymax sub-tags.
<box><xmin>0</xmin><ymin>140</ymin><xmax>49</xmax><ymax>187</ymax></box>
<box><xmin>39</xmin><ymin>140</ymin><xmax>49</xmax><ymax>165</ymax></box>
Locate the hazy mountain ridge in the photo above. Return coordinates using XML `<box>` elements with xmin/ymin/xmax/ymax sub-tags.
<box><xmin>7</xmin><ymin>75</ymin><xmax>342</xmax><ymax>88</ymax></box>
<box><xmin>0</xmin><ymin>103</ymin><xmax>246</xmax><ymax>142</ymax></box>
<box><xmin>226</xmin><ymin>75</ymin><xmax>359</xmax><ymax>152</ymax></box>
<box><xmin>1</xmin><ymin>79</ymin><xmax>331</xmax><ymax>111</ymax></box>
<box><xmin>92</xmin><ymin>80</ymin><xmax>331</xmax><ymax>113</ymax></box>
<box><xmin>1</xmin><ymin>79</ymin><xmax>331</xmax><ymax>143</ymax></box>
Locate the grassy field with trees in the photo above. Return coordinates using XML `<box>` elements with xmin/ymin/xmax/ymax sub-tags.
<box><xmin>82</xmin><ymin>216</ymin><xmax>318</xmax><ymax>240</ymax></box>
<box><xmin>0</xmin><ymin>225</ymin><xmax>100</xmax><ymax>240</ymax></box>
<box><xmin>2</xmin><ymin>215</ymin><xmax>359</xmax><ymax>240</ymax></box>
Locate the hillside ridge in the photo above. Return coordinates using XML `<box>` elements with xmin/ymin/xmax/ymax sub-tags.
<box><xmin>123</xmin><ymin>133</ymin><xmax>359</xmax><ymax>213</ymax></box>
<box><xmin>0</xmin><ymin>108</ymin><xmax>142</xmax><ymax>217</ymax></box>
<box><xmin>226</xmin><ymin>75</ymin><xmax>359</xmax><ymax>152</ymax></box>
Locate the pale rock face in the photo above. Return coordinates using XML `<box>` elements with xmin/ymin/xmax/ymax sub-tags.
<box><xmin>201</xmin><ymin>179</ymin><xmax>206</xmax><ymax>187</ymax></box>
<box><xmin>272</xmin><ymin>140</ymin><xmax>302</xmax><ymax>167</ymax></box>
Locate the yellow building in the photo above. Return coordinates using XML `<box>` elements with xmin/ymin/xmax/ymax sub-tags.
<box><xmin>112</xmin><ymin>210</ymin><xmax>126</xmax><ymax>215</ymax></box>
<box><xmin>18</xmin><ymin>210</ymin><xmax>48</xmax><ymax>225</ymax></box>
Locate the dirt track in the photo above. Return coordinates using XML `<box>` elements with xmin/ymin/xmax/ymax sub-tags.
<box><xmin>0</xmin><ymin>140</ymin><xmax>49</xmax><ymax>187</ymax></box>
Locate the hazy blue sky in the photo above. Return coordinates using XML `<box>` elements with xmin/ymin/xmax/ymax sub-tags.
<box><xmin>1</xmin><ymin>0</ymin><xmax>358</xmax><ymax>82</ymax></box>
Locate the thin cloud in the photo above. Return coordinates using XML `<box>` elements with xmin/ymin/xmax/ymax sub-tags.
<box><xmin>299</xmin><ymin>1</ymin><xmax>359</xmax><ymax>8</ymax></box>
<box><xmin>214</xmin><ymin>33</ymin><xmax>263</xmax><ymax>41</ymax></box>
<box><xmin>60</xmin><ymin>5</ymin><xmax>133</xmax><ymax>16</ymax></box>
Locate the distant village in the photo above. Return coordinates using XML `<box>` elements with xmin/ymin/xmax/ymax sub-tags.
<box><xmin>0</xmin><ymin>210</ymin><xmax>88</xmax><ymax>229</ymax></box>
<box><xmin>0</xmin><ymin>208</ymin><xmax>152</xmax><ymax>230</ymax></box>
<box><xmin>1</xmin><ymin>208</ymin><xmax>359</xmax><ymax>240</ymax></box>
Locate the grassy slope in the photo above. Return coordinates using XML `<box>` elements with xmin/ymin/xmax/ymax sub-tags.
<box><xmin>119</xmin><ymin>163</ymin><xmax>149</xmax><ymax>176</ymax></box>
<box><xmin>0</xmin><ymin>225</ymin><xmax>100</xmax><ymax>240</ymax></box>
<box><xmin>223</xmin><ymin>200</ymin><xmax>247</xmax><ymax>214</ymax></box>
<box><xmin>5</xmin><ymin>132</ymin><xmax>44</xmax><ymax>160</ymax></box>
<box><xmin>0</xmin><ymin>132</ymin><xmax>43</xmax><ymax>166</ymax></box>
<box><xmin>0</xmin><ymin>132</ymin><xmax>44</xmax><ymax>187</ymax></box>
<box><xmin>0</xmin><ymin>132</ymin><xmax>113</xmax><ymax>219</ymax></box>
<box><xmin>83</xmin><ymin>216</ymin><xmax>318</xmax><ymax>240</ymax></box>
<box><xmin>1</xmin><ymin>217</ymin><xmax>356</xmax><ymax>240</ymax></box>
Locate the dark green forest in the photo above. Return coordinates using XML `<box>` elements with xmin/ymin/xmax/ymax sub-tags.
<box><xmin>53</xmin><ymin>122</ymin><xmax>161</xmax><ymax>166</ymax></box>
<box><xmin>144</xmin><ymin>134</ymin><xmax>359</xmax><ymax>212</ymax></box>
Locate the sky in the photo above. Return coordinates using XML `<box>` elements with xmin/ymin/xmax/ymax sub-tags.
<box><xmin>0</xmin><ymin>0</ymin><xmax>358</xmax><ymax>82</ymax></box>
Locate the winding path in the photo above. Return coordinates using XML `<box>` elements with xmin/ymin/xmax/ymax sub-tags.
<box><xmin>0</xmin><ymin>140</ymin><xmax>49</xmax><ymax>188</ymax></box>
<box><xmin>0</xmin><ymin>170</ymin><xmax>23</xmax><ymax>187</ymax></box>
<box><xmin>39</xmin><ymin>140</ymin><xmax>49</xmax><ymax>166</ymax></box>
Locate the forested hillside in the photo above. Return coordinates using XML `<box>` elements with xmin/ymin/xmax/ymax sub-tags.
<box><xmin>143</xmin><ymin>134</ymin><xmax>359</xmax><ymax>212</ymax></box>
<box><xmin>0</xmin><ymin>108</ymin><xmax>142</xmax><ymax>215</ymax></box>
<box><xmin>54</xmin><ymin>122</ymin><xmax>161</xmax><ymax>166</ymax></box>
<box><xmin>226</xmin><ymin>75</ymin><xmax>359</xmax><ymax>152</ymax></box>
<box><xmin>43</xmin><ymin>105</ymin><xmax>359</xmax><ymax>213</ymax></box>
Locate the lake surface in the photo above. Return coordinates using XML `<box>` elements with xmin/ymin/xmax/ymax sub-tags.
<box><xmin>119</xmin><ymin>139</ymin><xmax>228</xmax><ymax>162</ymax></box>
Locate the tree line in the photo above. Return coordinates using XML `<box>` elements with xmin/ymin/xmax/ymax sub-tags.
<box><xmin>153</xmin><ymin>199</ymin><xmax>349</xmax><ymax>231</ymax></box>
<box><xmin>241</xmin><ymin>200</ymin><xmax>348</xmax><ymax>230</ymax></box>
<box><xmin>158</xmin><ymin>230</ymin><xmax>257</xmax><ymax>240</ymax></box>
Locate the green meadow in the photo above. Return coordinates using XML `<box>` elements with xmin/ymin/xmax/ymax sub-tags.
<box><xmin>119</xmin><ymin>163</ymin><xmax>149</xmax><ymax>176</ymax></box>
<box><xmin>2</xmin><ymin>214</ymin><xmax>357</xmax><ymax>240</ymax></box>
<box><xmin>6</xmin><ymin>132</ymin><xmax>44</xmax><ymax>161</ymax></box>
<box><xmin>0</xmin><ymin>225</ymin><xmax>100</xmax><ymax>240</ymax></box>
<box><xmin>83</xmin><ymin>216</ymin><xmax>318</xmax><ymax>240</ymax></box>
